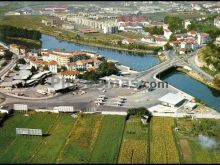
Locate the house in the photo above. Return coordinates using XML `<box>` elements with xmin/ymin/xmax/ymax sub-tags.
<box><xmin>117</xmin><ymin>14</ymin><xmax>149</xmax><ymax>26</ymax></box>
<box><xmin>141</xmin><ymin>36</ymin><xmax>155</xmax><ymax>43</ymax></box>
<box><xmin>122</xmin><ymin>38</ymin><xmax>134</xmax><ymax>45</ymax></box>
<box><xmin>61</xmin><ymin>70</ymin><xmax>80</xmax><ymax>80</ymax></box>
<box><xmin>42</xmin><ymin>19</ymin><xmax>58</xmax><ymax>27</ymax></box>
<box><xmin>179</xmin><ymin>48</ymin><xmax>186</xmax><ymax>55</ymax></box>
<box><xmin>0</xmin><ymin>46</ymin><xmax>7</xmax><ymax>56</ymax></box>
<box><xmin>155</xmin><ymin>37</ymin><xmax>167</xmax><ymax>46</ymax></box>
<box><xmin>163</xmin><ymin>28</ymin><xmax>172</xmax><ymax>40</ymax></box>
<box><xmin>9</xmin><ymin>44</ymin><xmax>26</xmax><ymax>55</ymax></box>
<box><xmin>187</xmin><ymin>30</ymin><xmax>197</xmax><ymax>37</ymax></box>
<box><xmin>214</xmin><ymin>16</ymin><xmax>220</xmax><ymax>29</ymax></box>
<box><xmin>48</xmin><ymin>60</ymin><xmax>57</xmax><ymax>73</ymax></box>
<box><xmin>197</xmin><ymin>33</ymin><xmax>209</xmax><ymax>45</ymax></box>
<box><xmin>184</xmin><ymin>19</ymin><xmax>191</xmax><ymax>29</ymax></box>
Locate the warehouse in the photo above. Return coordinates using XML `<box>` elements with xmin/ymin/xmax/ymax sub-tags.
<box><xmin>158</xmin><ymin>93</ymin><xmax>186</xmax><ymax>108</ymax></box>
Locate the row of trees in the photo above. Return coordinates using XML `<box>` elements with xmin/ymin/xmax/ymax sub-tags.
<box><xmin>144</xmin><ymin>26</ymin><xmax>164</xmax><ymax>35</ymax></box>
<box><xmin>0</xmin><ymin>25</ymin><xmax>41</xmax><ymax>40</ymax></box>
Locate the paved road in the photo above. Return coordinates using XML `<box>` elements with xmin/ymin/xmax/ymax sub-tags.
<box><xmin>187</xmin><ymin>50</ymin><xmax>214</xmax><ymax>80</ymax></box>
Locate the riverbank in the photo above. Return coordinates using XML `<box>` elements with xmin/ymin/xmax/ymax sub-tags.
<box><xmin>177</xmin><ymin>67</ymin><xmax>220</xmax><ymax>91</ymax></box>
<box><xmin>41</xmin><ymin>30</ymin><xmax>158</xmax><ymax>55</ymax></box>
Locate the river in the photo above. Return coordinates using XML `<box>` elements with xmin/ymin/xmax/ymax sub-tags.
<box><xmin>161</xmin><ymin>70</ymin><xmax>220</xmax><ymax>112</ymax></box>
<box><xmin>40</xmin><ymin>34</ymin><xmax>160</xmax><ymax>72</ymax></box>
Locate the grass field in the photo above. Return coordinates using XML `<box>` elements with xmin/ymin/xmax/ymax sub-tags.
<box><xmin>1</xmin><ymin>113</ymin><xmax>220</xmax><ymax>164</ymax></box>
<box><xmin>149</xmin><ymin>117</ymin><xmax>180</xmax><ymax>164</ymax></box>
<box><xmin>0</xmin><ymin>112</ymin><xmax>59</xmax><ymax>163</ymax></box>
<box><xmin>57</xmin><ymin>114</ymin><xmax>104</xmax><ymax>164</ymax></box>
<box><xmin>175</xmin><ymin>118</ymin><xmax>220</xmax><ymax>164</ymax></box>
<box><xmin>118</xmin><ymin>116</ymin><xmax>148</xmax><ymax>164</ymax></box>
<box><xmin>89</xmin><ymin>115</ymin><xmax>125</xmax><ymax>164</ymax></box>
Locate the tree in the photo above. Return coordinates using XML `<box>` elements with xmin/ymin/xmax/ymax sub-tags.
<box><xmin>30</xmin><ymin>66</ymin><xmax>37</xmax><ymax>73</ymax></box>
<box><xmin>169</xmin><ymin>34</ymin><xmax>177</xmax><ymax>41</ymax></box>
<box><xmin>43</xmin><ymin>65</ymin><xmax>49</xmax><ymax>71</ymax></box>
<box><xmin>3</xmin><ymin>50</ymin><xmax>13</xmax><ymax>60</ymax></box>
<box><xmin>127</xmin><ymin>107</ymin><xmax>152</xmax><ymax>121</ymax></box>
<box><xmin>164</xmin><ymin>43</ymin><xmax>173</xmax><ymax>50</ymax></box>
<box><xmin>17</xmin><ymin>58</ymin><xmax>26</xmax><ymax>64</ymax></box>
<box><xmin>14</xmin><ymin>64</ymin><xmax>20</xmax><ymax>71</ymax></box>
<box><xmin>61</xmin><ymin>65</ymin><xmax>67</xmax><ymax>71</ymax></box>
<box><xmin>164</xmin><ymin>16</ymin><xmax>184</xmax><ymax>33</ymax></box>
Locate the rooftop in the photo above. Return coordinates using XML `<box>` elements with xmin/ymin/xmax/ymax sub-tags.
<box><xmin>158</xmin><ymin>93</ymin><xmax>185</xmax><ymax>106</ymax></box>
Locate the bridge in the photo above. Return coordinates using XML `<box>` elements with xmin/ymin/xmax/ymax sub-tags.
<box><xmin>133</xmin><ymin>49</ymin><xmax>213</xmax><ymax>83</ymax></box>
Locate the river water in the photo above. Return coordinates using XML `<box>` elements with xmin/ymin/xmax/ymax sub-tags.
<box><xmin>40</xmin><ymin>34</ymin><xmax>160</xmax><ymax>72</ymax></box>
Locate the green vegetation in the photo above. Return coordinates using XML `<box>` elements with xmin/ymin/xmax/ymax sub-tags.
<box><xmin>1</xmin><ymin>112</ymin><xmax>220</xmax><ymax>163</ymax></box>
<box><xmin>175</xmin><ymin>118</ymin><xmax>220</xmax><ymax>163</ymax></box>
<box><xmin>200</xmin><ymin>44</ymin><xmax>220</xmax><ymax>75</ymax></box>
<box><xmin>57</xmin><ymin>114</ymin><xmax>103</xmax><ymax>163</ymax></box>
<box><xmin>0</xmin><ymin>112</ymin><xmax>59</xmax><ymax>163</ymax></box>
<box><xmin>118</xmin><ymin>115</ymin><xmax>148</xmax><ymax>164</ymax></box>
<box><xmin>78</xmin><ymin>59</ymin><xmax>119</xmax><ymax>81</ymax></box>
<box><xmin>164</xmin><ymin>15</ymin><xmax>185</xmax><ymax>33</ymax></box>
<box><xmin>2</xmin><ymin>50</ymin><xmax>13</xmax><ymax>60</ymax></box>
<box><xmin>16</xmin><ymin>58</ymin><xmax>26</xmax><ymax>65</ymax></box>
<box><xmin>30</xmin><ymin>114</ymin><xmax>76</xmax><ymax>163</ymax></box>
<box><xmin>144</xmin><ymin>26</ymin><xmax>164</xmax><ymax>35</ymax></box>
<box><xmin>127</xmin><ymin>107</ymin><xmax>152</xmax><ymax>121</ymax></box>
<box><xmin>0</xmin><ymin>25</ymin><xmax>41</xmax><ymax>40</ymax></box>
<box><xmin>1</xmin><ymin>61</ymin><xmax>7</xmax><ymax>67</ymax></box>
<box><xmin>89</xmin><ymin>115</ymin><xmax>125</xmax><ymax>164</ymax></box>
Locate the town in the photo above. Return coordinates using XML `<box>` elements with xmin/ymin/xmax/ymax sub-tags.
<box><xmin>0</xmin><ymin>1</ymin><xmax>220</xmax><ymax>164</ymax></box>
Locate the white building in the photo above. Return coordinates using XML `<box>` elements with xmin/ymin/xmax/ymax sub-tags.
<box><xmin>163</xmin><ymin>28</ymin><xmax>172</xmax><ymax>40</ymax></box>
<box><xmin>48</xmin><ymin>60</ymin><xmax>57</xmax><ymax>73</ymax></box>
<box><xmin>184</xmin><ymin>20</ymin><xmax>191</xmax><ymax>29</ymax></box>
<box><xmin>158</xmin><ymin>93</ymin><xmax>186</xmax><ymax>107</ymax></box>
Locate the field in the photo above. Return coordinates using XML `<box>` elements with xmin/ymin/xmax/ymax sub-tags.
<box><xmin>0</xmin><ymin>112</ymin><xmax>125</xmax><ymax>164</ymax></box>
<box><xmin>118</xmin><ymin>116</ymin><xmax>148</xmax><ymax>164</ymax></box>
<box><xmin>149</xmin><ymin>117</ymin><xmax>180</xmax><ymax>163</ymax></box>
<box><xmin>175</xmin><ymin>118</ymin><xmax>220</xmax><ymax>164</ymax></box>
<box><xmin>57</xmin><ymin>114</ymin><xmax>104</xmax><ymax>163</ymax></box>
<box><xmin>89</xmin><ymin>115</ymin><xmax>125</xmax><ymax>164</ymax></box>
<box><xmin>1</xmin><ymin>112</ymin><xmax>220</xmax><ymax>164</ymax></box>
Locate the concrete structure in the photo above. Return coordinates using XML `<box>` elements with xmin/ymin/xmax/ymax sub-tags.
<box><xmin>158</xmin><ymin>93</ymin><xmax>186</xmax><ymax>107</ymax></box>
<box><xmin>13</xmin><ymin>70</ymin><xmax>32</xmax><ymax>80</ymax></box>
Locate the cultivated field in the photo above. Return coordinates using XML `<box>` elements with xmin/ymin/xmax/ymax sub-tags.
<box><xmin>1</xmin><ymin>113</ymin><xmax>220</xmax><ymax>164</ymax></box>
<box><xmin>118</xmin><ymin>116</ymin><xmax>148</xmax><ymax>164</ymax></box>
<box><xmin>89</xmin><ymin>115</ymin><xmax>125</xmax><ymax>164</ymax></box>
<box><xmin>0</xmin><ymin>112</ymin><xmax>125</xmax><ymax>164</ymax></box>
<box><xmin>149</xmin><ymin>117</ymin><xmax>180</xmax><ymax>164</ymax></box>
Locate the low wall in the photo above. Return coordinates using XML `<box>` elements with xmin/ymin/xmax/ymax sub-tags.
<box><xmin>101</xmin><ymin>111</ymin><xmax>127</xmax><ymax>116</ymax></box>
<box><xmin>34</xmin><ymin>109</ymin><xmax>59</xmax><ymax>113</ymax></box>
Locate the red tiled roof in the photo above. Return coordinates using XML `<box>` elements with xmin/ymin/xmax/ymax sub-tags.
<box><xmin>61</xmin><ymin>70</ymin><xmax>80</xmax><ymax>76</ymax></box>
<box><xmin>48</xmin><ymin>60</ymin><xmax>57</xmax><ymax>65</ymax></box>
<box><xmin>179</xmin><ymin>48</ymin><xmax>186</xmax><ymax>51</ymax></box>
<box><xmin>117</xmin><ymin>15</ymin><xmax>148</xmax><ymax>23</ymax></box>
